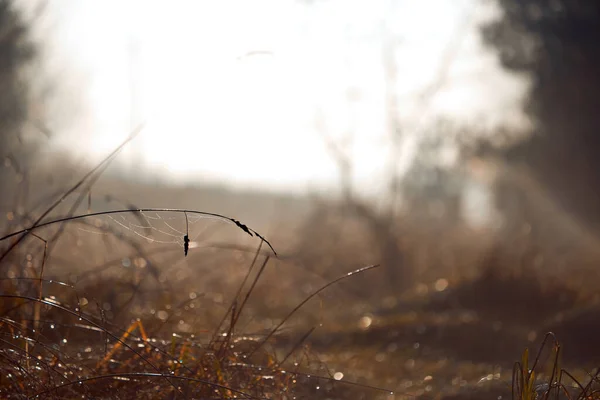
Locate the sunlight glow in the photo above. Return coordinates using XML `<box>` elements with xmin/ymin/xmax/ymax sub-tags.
<box><xmin>43</xmin><ymin>0</ymin><xmax>528</xmax><ymax>193</ymax></box>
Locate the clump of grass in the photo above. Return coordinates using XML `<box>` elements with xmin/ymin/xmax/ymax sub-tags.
<box><xmin>0</xmin><ymin>130</ymin><xmax>392</xmax><ymax>399</ymax></box>
<box><xmin>512</xmin><ymin>332</ymin><xmax>600</xmax><ymax>400</ymax></box>
<box><xmin>0</xmin><ymin>269</ymin><xmax>380</xmax><ymax>398</ymax></box>
<box><xmin>0</xmin><ymin>234</ymin><xmax>386</xmax><ymax>398</ymax></box>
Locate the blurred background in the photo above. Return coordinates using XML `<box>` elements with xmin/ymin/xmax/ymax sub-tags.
<box><xmin>2</xmin><ymin>0</ymin><xmax>600</xmax><ymax>398</ymax></box>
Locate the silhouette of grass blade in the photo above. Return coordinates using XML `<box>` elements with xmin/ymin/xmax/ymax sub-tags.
<box><xmin>249</xmin><ymin>264</ymin><xmax>380</xmax><ymax>358</ymax></box>
<box><xmin>0</xmin><ymin>208</ymin><xmax>276</xmax><ymax>255</ymax></box>
<box><xmin>0</xmin><ymin>123</ymin><xmax>145</xmax><ymax>264</ymax></box>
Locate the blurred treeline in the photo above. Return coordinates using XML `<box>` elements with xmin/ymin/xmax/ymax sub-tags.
<box><xmin>0</xmin><ymin>0</ymin><xmax>37</xmax><ymax>204</ymax></box>
<box><xmin>298</xmin><ymin>0</ymin><xmax>600</xmax><ymax>297</ymax></box>
<box><xmin>481</xmin><ymin>0</ymin><xmax>600</xmax><ymax>232</ymax></box>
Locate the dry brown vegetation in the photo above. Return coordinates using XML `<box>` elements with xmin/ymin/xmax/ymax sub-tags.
<box><xmin>2</xmin><ymin>139</ymin><xmax>600</xmax><ymax>399</ymax></box>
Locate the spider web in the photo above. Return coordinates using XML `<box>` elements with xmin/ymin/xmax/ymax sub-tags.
<box><xmin>1</xmin><ymin>207</ymin><xmax>274</xmax><ymax>276</ymax></box>
<box><xmin>102</xmin><ymin>211</ymin><xmax>229</xmax><ymax>253</ymax></box>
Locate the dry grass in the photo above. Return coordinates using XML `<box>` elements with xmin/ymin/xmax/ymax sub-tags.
<box><xmin>0</xmin><ymin>261</ymin><xmax>387</xmax><ymax>399</ymax></box>
<box><xmin>2</xmin><ymin>131</ymin><xmax>600</xmax><ymax>400</ymax></box>
<box><xmin>0</xmin><ymin>132</ymin><xmax>394</xmax><ymax>399</ymax></box>
<box><xmin>0</xmin><ymin>211</ymin><xmax>392</xmax><ymax>398</ymax></box>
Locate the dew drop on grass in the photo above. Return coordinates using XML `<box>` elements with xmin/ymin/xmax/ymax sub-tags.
<box><xmin>157</xmin><ymin>310</ymin><xmax>168</xmax><ymax>321</ymax></box>
<box><xmin>358</xmin><ymin>315</ymin><xmax>372</xmax><ymax>330</ymax></box>
<box><xmin>50</xmin><ymin>324</ymin><xmax>55</xmax><ymax>329</ymax></box>
<box><xmin>434</xmin><ymin>278</ymin><xmax>448</xmax><ymax>291</ymax></box>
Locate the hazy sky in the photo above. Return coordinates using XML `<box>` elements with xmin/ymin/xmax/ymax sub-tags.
<box><xmin>36</xmin><ymin>0</ymin><xmax>529</xmax><ymax>194</ymax></box>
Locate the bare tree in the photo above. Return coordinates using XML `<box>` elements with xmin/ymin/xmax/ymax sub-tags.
<box><xmin>304</xmin><ymin>4</ymin><xmax>476</xmax><ymax>295</ymax></box>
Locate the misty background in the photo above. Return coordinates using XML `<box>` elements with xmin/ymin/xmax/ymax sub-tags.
<box><xmin>2</xmin><ymin>0</ymin><xmax>600</xmax><ymax>398</ymax></box>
